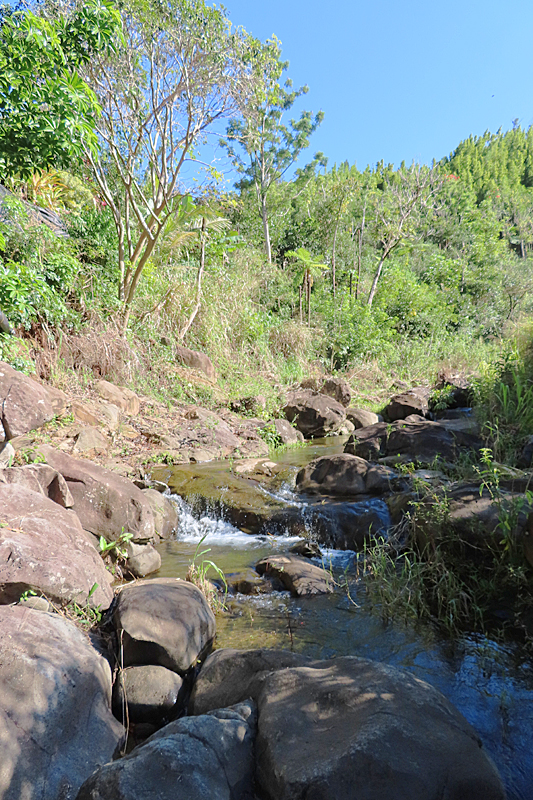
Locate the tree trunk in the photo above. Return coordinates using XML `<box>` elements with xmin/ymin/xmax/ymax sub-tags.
<box><xmin>261</xmin><ymin>193</ymin><xmax>272</xmax><ymax>263</ymax></box>
<box><xmin>179</xmin><ymin>217</ymin><xmax>206</xmax><ymax>340</ymax></box>
<box><xmin>367</xmin><ymin>254</ymin><xmax>387</xmax><ymax>307</ymax></box>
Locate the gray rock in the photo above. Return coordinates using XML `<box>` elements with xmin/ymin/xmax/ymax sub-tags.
<box><xmin>346</xmin><ymin>407</ymin><xmax>380</xmax><ymax>429</ymax></box>
<box><xmin>384</xmin><ymin>389</ymin><xmax>430</xmax><ymax>421</ymax></box>
<box><xmin>0</xmin><ymin>360</ymin><xmax>66</xmax><ymax>439</ymax></box>
<box><xmin>125</xmin><ymin>541</ymin><xmax>162</xmax><ymax>577</ymax></box>
<box><xmin>0</xmin><ymin>605</ymin><xmax>125</xmax><ymax>800</ymax></box>
<box><xmin>74</xmin><ymin>425</ymin><xmax>109</xmax><ymax>453</ymax></box>
<box><xmin>37</xmin><ymin>445</ymin><xmax>156</xmax><ymax>543</ymax></box>
<box><xmin>321</xmin><ymin>376</ymin><xmax>352</xmax><ymax>407</ymax></box>
<box><xmin>75</xmin><ymin>701</ymin><xmax>256</xmax><ymax>800</ymax></box>
<box><xmin>255</xmin><ymin>552</ymin><xmax>334</xmax><ymax>596</ymax></box>
<box><xmin>272</xmin><ymin>418</ymin><xmax>304</xmax><ymax>444</ymax></box>
<box><xmin>254</xmin><ymin>655</ymin><xmax>505</xmax><ymax>800</ymax></box>
<box><xmin>0</xmin><ymin>483</ymin><xmax>113</xmax><ymax>608</ymax></box>
<box><xmin>190</xmin><ymin>648</ymin><xmax>311</xmax><ymax>716</ymax></box>
<box><xmin>112</xmin><ymin>578</ymin><xmax>216</xmax><ymax>674</ymax></box>
<box><xmin>345</xmin><ymin>419</ymin><xmax>481</xmax><ymax>464</ymax></box>
<box><xmin>284</xmin><ymin>390</ymin><xmax>346</xmax><ymax>438</ymax></box>
<box><xmin>0</xmin><ymin>441</ymin><xmax>14</xmax><ymax>468</ymax></box>
<box><xmin>296</xmin><ymin>453</ymin><xmax>398</xmax><ymax>496</ymax></box>
<box><xmin>113</xmin><ymin>665</ymin><xmax>183</xmax><ymax>724</ymax></box>
<box><xmin>0</xmin><ymin>462</ymin><xmax>73</xmax><ymax>506</ymax></box>
<box><xmin>95</xmin><ymin>379</ymin><xmax>140</xmax><ymax>415</ymax></box>
<box><xmin>142</xmin><ymin>488</ymin><xmax>179</xmax><ymax>539</ymax></box>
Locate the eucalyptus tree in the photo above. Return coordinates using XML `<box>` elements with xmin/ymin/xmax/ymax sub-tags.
<box><xmin>221</xmin><ymin>37</ymin><xmax>325</xmax><ymax>263</ymax></box>
<box><xmin>81</xmin><ymin>0</ymin><xmax>258</xmax><ymax>329</ymax></box>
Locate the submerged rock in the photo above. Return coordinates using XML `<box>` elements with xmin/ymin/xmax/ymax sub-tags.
<box><xmin>255</xmin><ymin>552</ymin><xmax>334</xmax><ymax>596</ymax></box>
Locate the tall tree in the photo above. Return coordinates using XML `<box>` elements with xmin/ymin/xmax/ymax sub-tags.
<box><xmin>366</xmin><ymin>165</ymin><xmax>441</xmax><ymax>307</ymax></box>
<box><xmin>221</xmin><ymin>37</ymin><xmax>325</xmax><ymax>263</ymax></box>
<box><xmin>81</xmin><ymin>0</ymin><xmax>257</xmax><ymax>329</ymax></box>
<box><xmin>0</xmin><ymin>0</ymin><xmax>121</xmax><ymax>179</ymax></box>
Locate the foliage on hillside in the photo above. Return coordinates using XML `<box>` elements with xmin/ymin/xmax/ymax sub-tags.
<box><xmin>1</xmin><ymin>0</ymin><xmax>533</xmax><ymax>462</ymax></box>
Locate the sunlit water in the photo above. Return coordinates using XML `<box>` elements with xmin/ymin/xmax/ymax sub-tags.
<box><xmin>154</xmin><ymin>441</ymin><xmax>533</xmax><ymax>800</ymax></box>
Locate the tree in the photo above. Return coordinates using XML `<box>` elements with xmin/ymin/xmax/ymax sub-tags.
<box><xmin>285</xmin><ymin>247</ymin><xmax>325</xmax><ymax>326</ymax></box>
<box><xmin>142</xmin><ymin>194</ymin><xmax>231</xmax><ymax>338</ymax></box>
<box><xmin>80</xmin><ymin>0</ymin><xmax>258</xmax><ymax>329</ymax></box>
<box><xmin>221</xmin><ymin>37</ymin><xmax>325</xmax><ymax>263</ymax></box>
<box><xmin>366</xmin><ymin>165</ymin><xmax>441</xmax><ymax>307</ymax></box>
<box><xmin>0</xmin><ymin>0</ymin><xmax>121</xmax><ymax>179</ymax></box>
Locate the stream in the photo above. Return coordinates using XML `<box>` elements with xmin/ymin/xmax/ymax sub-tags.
<box><xmin>153</xmin><ymin>438</ymin><xmax>533</xmax><ymax>800</ymax></box>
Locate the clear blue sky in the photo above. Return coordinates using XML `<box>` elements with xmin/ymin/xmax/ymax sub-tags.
<box><xmin>223</xmin><ymin>0</ymin><xmax>533</xmax><ymax>172</ymax></box>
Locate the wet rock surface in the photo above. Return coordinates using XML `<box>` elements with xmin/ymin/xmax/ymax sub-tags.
<box><xmin>255</xmin><ymin>552</ymin><xmax>334</xmax><ymax>596</ymax></box>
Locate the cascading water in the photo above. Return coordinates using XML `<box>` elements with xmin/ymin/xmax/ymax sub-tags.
<box><xmin>153</xmin><ymin>444</ymin><xmax>533</xmax><ymax>800</ymax></box>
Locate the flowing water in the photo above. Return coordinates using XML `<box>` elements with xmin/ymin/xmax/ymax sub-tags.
<box><xmin>153</xmin><ymin>439</ymin><xmax>533</xmax><ymax>800</ymax></box>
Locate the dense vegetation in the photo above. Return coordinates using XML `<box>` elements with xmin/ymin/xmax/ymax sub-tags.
<box><xmin>1</xmin><ymin>0</ymin><xmax>533</xmax><ymax>451</ymax></box>
<box><xmin>2</xmin><ymin>0</ymin><xmax>533</xmax><ymax>646</ymax></box>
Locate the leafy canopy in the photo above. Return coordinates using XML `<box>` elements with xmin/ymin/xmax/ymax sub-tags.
<box><xmin>0</xmin><ymin>0</ymin><xmax>121</xmax><ymax>178</ymax></box>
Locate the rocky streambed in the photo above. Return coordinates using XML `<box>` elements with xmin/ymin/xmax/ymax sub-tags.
<box><xmin>1</xmin><ymin>361</ymin><xmax>533</xmax><ymax>798</ymax></box>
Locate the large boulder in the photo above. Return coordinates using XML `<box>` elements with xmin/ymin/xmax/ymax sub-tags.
<box><xmin>346</xmin><ymin>407</ymin><xmax>380</xmax><ymax>429</ymax></box>
<box><xmin>190</xmin><ymin>649</ymin><xmax>504</xmax><ymax>800</ymax></box>
<box><xmin>254</xmin><ymin>656</ymin><xmax>505</xmax><ymax>800</ymax></box>
<box><xmin>0</xmin><ymin>483</ymin><xmax>113</xmax><ymax>608</ymax></box>
<box><xmin>345</xmin><ymin>419</ymin><xmax>481</xmax><ymax>464</ymax></box>
<box><xmin>320</xmin><ymin>377</ymin><xmax>352</xmax><ymax>407</ymax></box>
<box><xmin>95</xmin><ymin>379</ymin><xmax>140</xmax><ymax>416</ymax></box>
<box><xmin>255</xmin><ymin>553</ymin><xmax>334</xmax><ymax>596</ymax></box>
<box><xmin>37</xmin><ymin>445</ymin><xmax>156</xmax><ymax>543</ymax></box>
<box><xmin>296</xmin><ymin>453</ymin><xmax>399</xmax><ymax>496</ymax></box>
<box><xmin>142</xmin><ymin>488</ymin><xmax>179</xmax><ymax>539</ymax></box>
<box><xmin>112</xmin><ymin>578</ymin><xmax>216</xmax><ymax>674</ymax></box>
<box><xmin>383</xmin><ymin>388</ymin><xmax>430</xmax><ymax>421</ymax></box>
<box><xmin>0</xmin><ymin>605</ymin><xmax>125</xmax><ymax>800</ymax></box>
<box><xmin>283</xmin><ymin>390</ymin><xmax>346</xmax><ymax>438</ymax></box>
<box><xmin>271</xmin><ymin>418</ymin><xmax>305</xmax><ymax>445</ymax></box>
<box><xmin>175</xmin><ymin>345</ymin><xmax>216</xmax><ymax>381</ymax></box>
<box><xmin>190</xmin><ymin>648</ymin><xmax>311</xmax><ymax>716</ymax></box>
<box><xmin>0</xmin><ymin>462</ymin><xmax>73</xmax><ymax>506</ymax></box>
<box><xmin>0</xmin><ymin>361</ymin><xmax>66</xmax><ymax>440</ymax></box>
<box><xmin>75</xmin><ymin>701</ymin><xmax>256</xmax><ymax>800</ymax></box>
<box><xmin>113</xmin><ymin>665</ymin><xmax>184</xmax><ymax>725</ymax></box>
<box><xmin>414</xmin><ymin>483</ymin><xmax>533</xmax><ymax>551</ymax></box>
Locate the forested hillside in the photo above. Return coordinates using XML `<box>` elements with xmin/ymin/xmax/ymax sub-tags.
<box><xmin>1</xmin><ymin>0</ymin><xmax>533</xmax><ymax>448</ymax></box>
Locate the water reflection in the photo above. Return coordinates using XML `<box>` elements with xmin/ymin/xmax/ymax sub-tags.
<box><xmin>154</xmin><ymin>442</ymin><xmax>533</xmax><ymax>800</ymax></box>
